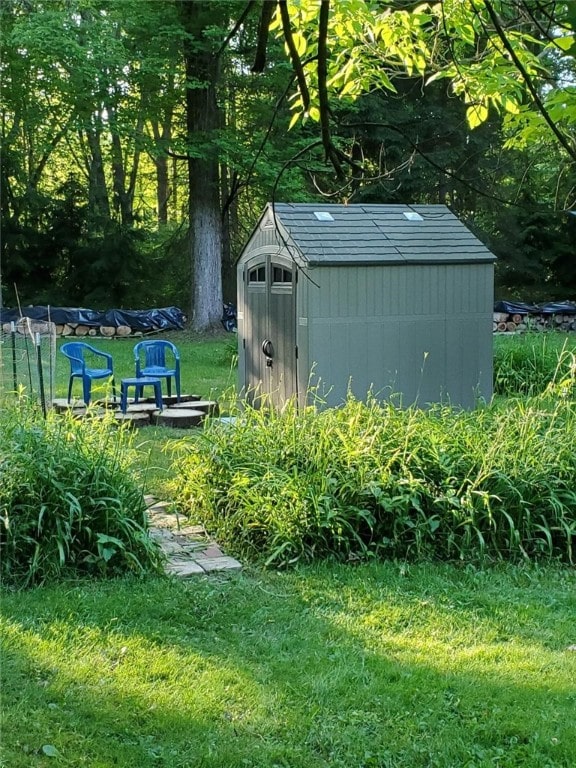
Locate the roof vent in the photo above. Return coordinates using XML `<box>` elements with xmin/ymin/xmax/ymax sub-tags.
<box><xmin>403</xmin><ymin>210</ymin><xmax>424</xmax><ymax>221</ymax></box>
<box><xmin>313</xmin><ymin>211</ymin><xmax>334</xmax><ymax>221</ymax></box>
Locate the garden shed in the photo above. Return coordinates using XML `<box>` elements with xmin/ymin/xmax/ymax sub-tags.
<box><xmin>236</xmin><ymin>202</ymin><xmax>496</xmax><ymax>409</ymax></box>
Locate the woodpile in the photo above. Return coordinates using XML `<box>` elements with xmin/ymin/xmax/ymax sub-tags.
<box><xmin>14</xmin><ymin>322</ymin><xmax>146</xmax><ymax>338</ymax></box>
<box><xmin>493</xmin><ymin>311</ymin><xmax>576</xmax><ymax>334</ymax></box>
<box><xmin>2</xmin><ymin>320</ymin><xmax>55</xmax><ymax>336</ymax></box>
<box><xmin>2</xmin><ymin>319</ymin><xmax>145</xmax><ymax>338</ymax></box>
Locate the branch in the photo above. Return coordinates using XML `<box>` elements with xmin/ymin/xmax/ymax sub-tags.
<box><xmin>529</xmin><ymin>1</ymin><xmax>574</xmax><ymax>33</ymax></box>
<box><xmin>271</xmin><ymin>140</ymin><xmax>322</xmax><ymax>201</ymax></box>
<box><xmin>166</xmin><ymin>149</ymin><xmax>190</xmax><ymax>161</ymax></box>
<box><xmin>278</xmin><ymin>0</ymin><xmax>310</xmax><ymax>114</ymax></box>
<box><xmin>340</xmin><ymin>119</ymin><xmax>566</xmax><ymax>212</ymax></box>
<box><xmin>217</xmin><ymin>1</ymin><xmax>257</xmax><ymax>59</ymax></box>
<box><xmin>317</xmin><ymin>0</ymin><xmax>337</xmax><ymax>168</ymax></box>
<box><xmin>480</xmin><ymin>0</ymin><xmax>576</xmax><ymax>163</ymax></box>
<box><xmin>30</xmin><ymin>120</ymin><xmax>71</xmax><ymax>188</ymax></box>
<box><xmin>252</xmin><ymin>0</ymin><xmax>277</xmax><ymax>72</ymax></box>
<box><xmin>222</xmin><ymin>71</ymin><xmax>298</xmax><ymax>214</ymax></box>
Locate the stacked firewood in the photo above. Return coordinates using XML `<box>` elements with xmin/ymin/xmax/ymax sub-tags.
<box><xmin>2</xmin><ymin>322</ymin><xmax>139</xmax><ymax>337</ymax></box>
<box><xmin>55</xmin><ymin>323</ymin><xmax>136</xmax><ymax>338</ymax></box>
<box><xmin>493</xmin><ymin>312</ymin><xmax>576</xmax><ymax>333</ymax></box>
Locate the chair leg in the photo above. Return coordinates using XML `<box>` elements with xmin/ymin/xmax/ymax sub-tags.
<box><xmin>176</xmin><ymin>376</ymin><xmax>181</xmax><ymax>403</ymax></box>
<box><xmin>67</xmin><ymin>377</ymin><xmax>74</xmax><ymax>404</ymax></box>
<box><xmin>167</xmin><ymin>377</ymin><xmax>172</xmax><ymax>398</ymax></box>
<box><xmin>153</xmin><ymin>381</ymin><xmax>163</xmax><ymax>411</ymax></box>
<box><xmin>111</xmin><ymin>378</ymin><xmax>117</xmax><ymax>403</ymax></box>
<box><xmin>120</xmin><ymin>382</ymin><xmax>128</xmax><ymax>414</ymax></box>
<box><xmin>83</xmin><ymin>377</ymin><xmax>91</xmax><ymax>406</ymax></box>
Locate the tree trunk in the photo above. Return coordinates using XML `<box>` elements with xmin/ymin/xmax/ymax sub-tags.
<box><xmin>157</xmin><ymin>155</ymin><xmax>170</xmax><ymax>226</ymax></box>
<box><xmin>108</xmin><ymin>91</ymin><xmax>143</xmax><ymax>227</ymax></box>
<box><xmin>85</xmin><ymin>125</ymin><xmax>111</xmax><ymax>223</ymax></box>
<box><xmin>152</xmin><ymin>118</ymin><xmax>172</xmax><ymax>226</ymax></box>
<box><xmin>171</xmin><ymin>156</ymin><xmax>179</xmax><ymax>222</ymax></box>
<box><xmin>179</xmin><ymin>1</ymin><xmax>224</xmax><ymax>331</ymax></box>
<box><xmin>110</xmin><ymin>128</ymin><xmax>132</xmax><ymax>225</ymax></box>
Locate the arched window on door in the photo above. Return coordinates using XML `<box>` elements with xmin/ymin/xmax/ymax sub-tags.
<box><xmin>271</xmin><ymin>264</ymin><xmax>293</xmax><ymax>294</ymax></box>
<box><xmin>248</xmin><ymin>264</ymin><xmax>266</xmax><ymax>285</ymax></box>
<box><xmin>272</xmin><ymin>265</ymin><xmax>292</xmax><ymax>284</ymax></box>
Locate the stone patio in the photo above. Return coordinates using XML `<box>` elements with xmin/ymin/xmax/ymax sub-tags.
<box><xmin>145</xmin><ymin>496</ymin><xmax>242</xmax><ymax>577</ymax></box>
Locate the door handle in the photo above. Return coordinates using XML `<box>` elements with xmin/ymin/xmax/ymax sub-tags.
<box><xmin>262</xmin><ymin>339</ymin><xmax>274</xmax><ymax>366</ymax></box>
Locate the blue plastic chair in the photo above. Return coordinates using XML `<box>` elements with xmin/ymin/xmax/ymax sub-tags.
<box><xmin>133</xmin><ymin>340</ymin><xmax>181</xmax><ymax>401</ymax></box>
<box><xmin>61</xmin><ymin>342</ymin><xmax>116</xmax><ymax>405</ymax></box>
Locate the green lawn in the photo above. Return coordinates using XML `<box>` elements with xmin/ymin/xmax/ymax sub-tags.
<box><xmin>54</xmin><ymin>330</ymin><xmax>238</xmax><ymax>404</ymax></box>
<box><xmin>2</xmin><ymin>563</ymin><xmax>575</xmax><ymax>768</ymax></box>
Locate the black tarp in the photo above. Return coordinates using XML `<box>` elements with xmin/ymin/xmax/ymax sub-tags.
<box><xmin>537</xmin><ymin>301</ymin><xmax>576</xmax><ymax>315</ymax></box>
<box><xmin>494</xmin><ymin>300</ymin><xmax>576</xmax><ymax>315</ymax></box>
<box><xmin>0</xmin><ymin>306</ymin><xmax>186</xmax><ymax>331</ymax></box>
<box><xmin>494</xmin><ymin>301</ymin><xmax>538</xmax><ymax>314</ymax></box>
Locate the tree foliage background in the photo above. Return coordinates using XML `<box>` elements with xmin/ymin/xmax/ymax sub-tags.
<box><xmin>1</xmin><ymin>0</ymin><xmax>575</xmax><ymax>328</ymax></box>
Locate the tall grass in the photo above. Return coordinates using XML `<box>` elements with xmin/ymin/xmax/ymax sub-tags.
<box><xmin>169</xmin><ymin>385</ymin><xmax>576</xmax><ymax>567</ymax></box>
<box><xmin>0</xmin><ymin>398</ymin><xmax>163</xmax><ymax>587</ymax></box>
<box><xmin>494</xmin><ymin>333</ymin><xmax>576</xmax><ymax>396</ymax></box>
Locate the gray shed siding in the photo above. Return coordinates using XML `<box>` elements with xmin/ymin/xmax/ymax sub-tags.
<box><xmin>237</xmin><ymin>203</ymin><xmax>495</xmax><ymax>410</ymax></box>
<box><xmin>299</xmin><ymin>263</ymin><xmax>492</xmax><ymax>407</ymax></box>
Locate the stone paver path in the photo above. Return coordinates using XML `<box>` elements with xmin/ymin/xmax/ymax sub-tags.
<box><xmin>145</xmin><ymin>496</ymin><xmax>242</xmax><ymax>577</ymax></box>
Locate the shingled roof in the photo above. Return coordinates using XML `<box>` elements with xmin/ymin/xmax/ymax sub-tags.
<box><xmin>267</xmin><ymin>203</ymin><xmax>496</xmax><ymax>265</ymax></box>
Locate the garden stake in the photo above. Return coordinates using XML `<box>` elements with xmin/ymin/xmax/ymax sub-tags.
<box><xmin>14</xmin><ymin>287</ymin><xmax>34</xmax><ymax>394</ymax></box>
<box><xmin>11</xmin><ymin>321</ymin><xmax>17</xmax><ymax>393</ymax></box>
<box><xmin>23</xmin><ymin>320</ymin><xmax>34</xmax><ymax>394</ymax></box>
<box><xmin>36</xmin><ymin>333</ymin><xmax>47</xmax><ymax>417</ymax></box>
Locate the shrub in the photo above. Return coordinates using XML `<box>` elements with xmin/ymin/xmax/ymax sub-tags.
<box><xmin>168</xmin><ymin>390</ymin><xmax>576</xmax><ymax>567</ymax></box>
<box><xmin>0</xmin><ymin>400</ymin><xmax>162</xmax><ymax>587</ymax></box>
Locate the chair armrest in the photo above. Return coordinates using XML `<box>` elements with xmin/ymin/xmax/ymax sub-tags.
<box><xmin>84</xmin><ymin>343</ymin><xmax>113</xmax><ymax>369</ymax></box>
<box><xmin>98</xmin><ymin>350</ymin><xmax>113</xmax><ymax>368</ymax></box>
<box><xmin>171</xmin><ymin>344</ymin><xmax>180</xmax><ymax>370</ymax></box>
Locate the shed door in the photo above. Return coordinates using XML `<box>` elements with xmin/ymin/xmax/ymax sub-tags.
<box><xmin>243</xmin><ymin>256</ymin><xmax>296</xmax><ymax>407</ymax></box>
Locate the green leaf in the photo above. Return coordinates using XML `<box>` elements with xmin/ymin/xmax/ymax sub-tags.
<box><xmin>340</xmin><ymin>79</ymin><xmax>358</xmax><ymax>97</ymax></box>
<box><xmin>502</xmin><ymin>97</ymin><xmax>520</xmax><ymax>115</ymax></box>
<box><xmin>288</xmin><ymin>111</ymin><xmax>301</xmax><ymax>130</ymax></box>
<box><xmin>100</xmin><ymin>547</ymin><xmax>116</xmax><ymax>562</ymax></box>
<box><xmin>292</xmin><ymin>31</ymin><xmax>307</xmax><ymax>57</ymax></box>
<box><xmin>466</xmin><ymin>103</ymin><xmax>488</xmax><ymax>129</ymax></box>
<box><xmin>307</xmin><ymin>106</ymin><xmax>321</xmax><ymax>122</ymax></box>
<box><xmin>555</xmin><ymin>35</ymin><xmax>575</xmax><ymax>52</ymax></box>
<box><xmin>42</xmin><ymin>745</ymin><xmax>60</xmax><ymax>757</ymax></box>
<box><xmin>95</xmin><ymin>533</ymin><xmax>124</xmax><ymax>546</ymax></box>
<box><xmin>425</xmin><ymin>70</ymin><xmax>447</xmax><ymax>86</ymax></box>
